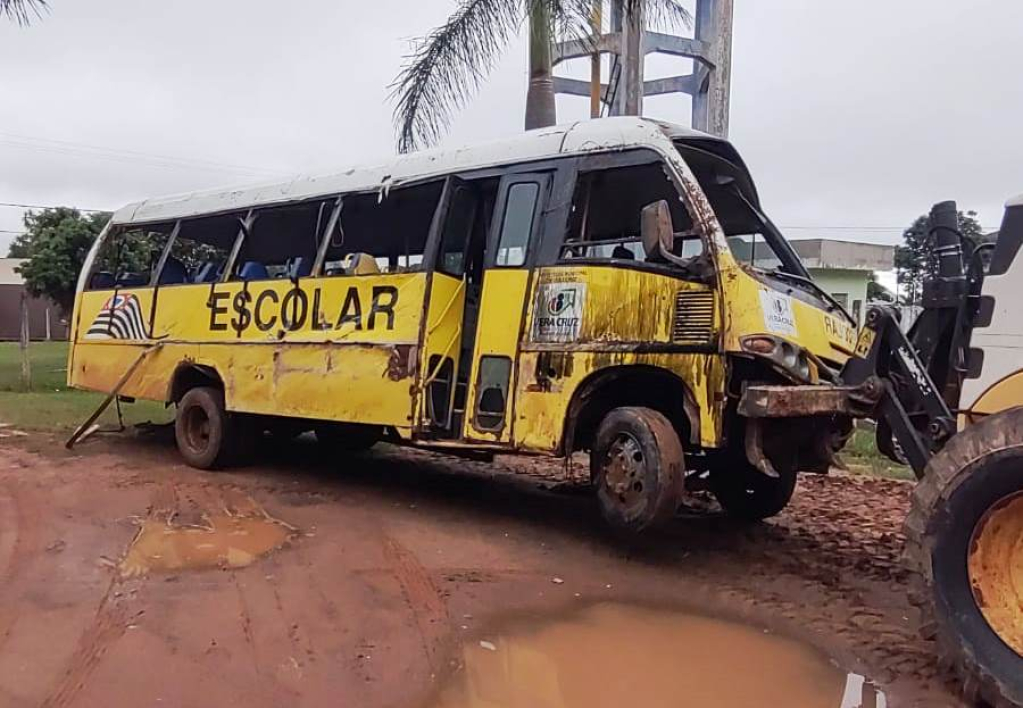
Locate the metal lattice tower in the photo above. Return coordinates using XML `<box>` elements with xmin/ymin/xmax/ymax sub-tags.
<box><xmin>552</xmin><ymin>0</ymin><xmax>733</xmax><ymax>138</ymax></box>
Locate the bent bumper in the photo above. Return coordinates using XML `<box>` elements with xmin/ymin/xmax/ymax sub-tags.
<box><xmin>738</xmin><ymin>377</ymin><xmax>883</xmax><ymax>419</ymax></box>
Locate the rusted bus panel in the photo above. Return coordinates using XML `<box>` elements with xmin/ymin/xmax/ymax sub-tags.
<box><xmin>69</xmin><ymin>342</ymin><xmax>199</xmax><ymax>401</ymax></box>
<box><xmin>718</xmin><ymin>265</ymin><xmax>857</xmax><ymax>366</ymax></box>
<box><xmin>513</xmin><ymin>350</ymin><xmax>727</xmax><ymax>453</ymax></box>
<box><xmin>70</xmin><ymin>274</ymin><xmax>429</xmax><ymax>433</ymax></box>
<box><xmin>195</xmin><ymin>342</ymin><xmax>417</xmax><ymax>429</ymax></box>
<box><xmin>528</xmin><ymin>265</ymin><xmax>718</xmax><ymax>346</ymax></box>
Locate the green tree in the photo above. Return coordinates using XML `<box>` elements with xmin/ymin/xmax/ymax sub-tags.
<box><xmin>867</xmin><ymin>272</ymin><xmax>894</xmax><ymax>303</ymax></box>
<box><xmin>0</xmin><ymin>0</ymin><xmax>47</xmax><ymax>24</ymax></box>
<box><xmin>393</xmin><ymin>0</ymin><xmax>691</xmax><ymax>153</ymax></box>
<box><xmin>895</xmin><ymin>209</ymin><xmax>984</xmax><ymax>306</ymax></box>
<box><xmin>12</xmin><ymin>208</ymin><xmax>111</xmax><ymax>315</ymax></box>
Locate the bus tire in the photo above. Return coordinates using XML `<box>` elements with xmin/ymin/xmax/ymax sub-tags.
<box><xmin>710</xmin><ymin>460</ymin><xmax>797</xmax><ymax>522</ymax></box>
<box><xmin>314</xmin><ymin>422</ymin><xmax>381</xmax><ymax>453</ymax></box>
<box><xmin>591</xmin><ymin>407</ymin><xmax>685</xmax><ymax>534</ymax></box>
<box><xmin>175</xmin><ymin>386</ymin><xmax>240</xmax><ymax>470</ymax></box>
<box><xmin>904</xmin><ymin>408</ymin><xmax>1023</xmax><ymax>708</ymax></box>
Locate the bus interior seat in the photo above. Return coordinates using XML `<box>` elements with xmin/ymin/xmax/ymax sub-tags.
<box><xmin>89</xmin><ymin>272</ymin><xmax>116</xmax><ymax>289</ymax></box>
<box><xmin>239</xmin><ymin>261</ymin><xmax>269</xmax><ymax>281</ymax></box>
<box><xmin>116</xmin><ymin>273</ymin><xmax>149</xmax><ymax>287</ymax></box>
<box><xmin>194</xmin><ymin>261</ymin><xmax>222</xmax><ymax>283</ymax></box>
<box><xmin>345</xmin><ymin>253</ymin><xmax>380</xmax><ymax>275</ymax></box>
<box><xmin>611</xmin><ymin>245</ymin><xmax>635</xmax><ymax>260</ymax></box>
<box><xmin>158</xmin><ymin>257</ymin><xmax>189</xmax><ymax>285</ymax></box>
<box><xmin>290</xmin><ymin>257</ymin><xmax>313</xmax><ymax>279</ymax></box>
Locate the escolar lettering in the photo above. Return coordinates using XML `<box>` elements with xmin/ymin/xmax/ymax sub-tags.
<box><xmin>208</xmin><ymin>284</ymin><xmax>399</xmax><ymax>334</ymax></box>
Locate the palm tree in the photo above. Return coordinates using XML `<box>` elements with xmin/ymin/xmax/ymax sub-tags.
<box><xmin>1</xmin><ymin>0</ymin><xmax>47</xmax><ymax>24</ymax></box>
<box><xmin>393</xmin><ymin>0</ymin><xmax>691</xmax><ymax>153</ymax></box>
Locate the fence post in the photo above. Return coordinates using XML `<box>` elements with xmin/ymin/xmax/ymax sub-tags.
<box><xmin>19</xmin><ymin>292</ymin><xmax>31</xmax><ymax>391</ymax></box>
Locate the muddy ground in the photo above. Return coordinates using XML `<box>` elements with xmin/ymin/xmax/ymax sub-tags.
<box><xmin>0</xmin><ymin>429</ymin><xmax>968</xmax><ymax>707</ymax></box>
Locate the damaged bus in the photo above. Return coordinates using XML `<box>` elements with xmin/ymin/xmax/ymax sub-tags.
<box><xmin>69</xmin><ymin>117</ymin><xmax>860</xmax><ymax>532</ymax></box>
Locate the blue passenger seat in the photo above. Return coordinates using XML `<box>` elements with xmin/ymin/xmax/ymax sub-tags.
<box><xmin>194</xmin><ymin>261</ymin><xmax>222</xmax><ymax>283</ymax></box>
<box><xmin>239</xmin><ymin>261</ymin><xmax>269</xmax><ymax>281</ymax></box>
<box><xmin>158</xmin><ymin>257</ymin><xmax>189</xmax><ymax>285</ymax></box>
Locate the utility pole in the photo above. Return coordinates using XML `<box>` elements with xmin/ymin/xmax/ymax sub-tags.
<box><xmin>19</xmin><ymin>292</ymin><xmax>31</xmax><ymax>391</ymax></box>
<box><xmin>553</xmin><ymin>0</ymin><xmax>734</xmax><ymax>138</ymax></box>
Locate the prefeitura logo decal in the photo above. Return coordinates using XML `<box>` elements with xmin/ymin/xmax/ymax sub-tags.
<box><xmin>85</xmin><ymin>293</ymin><xmax>151</xmax><ymax>340</ymax></box>
<box><xmin>532</xmin><ymin>282</ymin><xmax>586</xmax><ymax>343</ymax></box>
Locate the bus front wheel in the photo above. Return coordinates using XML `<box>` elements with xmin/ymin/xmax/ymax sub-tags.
<box><xmin>175</xmin><ymin>386</ymin><xmax>241</xmax><ymax>470</ymax></box>
<box><xmin>591</xmin><ymin>407</ymin><xmax>685</xmax><ymax>534</ymax></box>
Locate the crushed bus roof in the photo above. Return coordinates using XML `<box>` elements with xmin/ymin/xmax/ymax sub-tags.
<box><xmin>110</xmin><ymin>118</ymin><xmax>717</xmax><ymax>227</ymax></box>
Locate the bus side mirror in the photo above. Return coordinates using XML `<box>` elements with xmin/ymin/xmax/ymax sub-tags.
<box><xmin>641</xmin><ymin>200</ymin><xmax>674</xmax><ymax>261</ymax></box>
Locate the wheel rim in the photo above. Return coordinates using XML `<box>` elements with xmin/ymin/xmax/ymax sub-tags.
<box><xmin>182</xmin><ymin>405</ymin><xmax>212</xmax><ymax>454</ymax></box>
<box><xmin>601</xmin><ymin>432</ymin><xmax>648</xmax><ymax>515</ymax></box>
<box><xmin>968</xmin><ymin>490</ymin><xmax>1023</xmax><ymax>657</ymax></box>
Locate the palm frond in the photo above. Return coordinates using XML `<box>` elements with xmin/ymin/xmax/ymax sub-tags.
<box><xmin>392</xmin><ymin>0</ymin><xmax>524</xmax><ymax>154</ymax></box>
<box><xmin>627</xmin><ymin>0</ymin><xmax>692</xmax><ymax>31</ymax></box>
<box><xmin>1</xmin><ymin>0</ymin><xmax>48</xmax><ymax>25</ymax></box>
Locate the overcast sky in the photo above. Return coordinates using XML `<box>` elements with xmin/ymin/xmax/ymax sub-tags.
<box><xmin>1</xmin><ymin>0</ymin><xmax>1020</xmax><ymax>257</ymax></box>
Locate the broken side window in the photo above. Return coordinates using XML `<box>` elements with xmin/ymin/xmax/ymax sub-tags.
<box><xmin>87</xmin><ymin>223</ymin><xmax>176</xmax><ymax>290</ymax></box>
<box><xmin>160</xmin><ymin>213</ymin><xmax>244</xmax><ymax>286</ymax></box>
<box><xmin>231</xmin><ymin>199</ymin><xmax>336</xmax><ymax>282</ymax></box>
<box><xmin>562</xmin><ymin>159</ymin><xmax>703</xmax><ymax>264</ymax></box>
<box><xmin>322</xmin><ymin>180</ymin><xmax>445</xmax><ymax>276</ymax></box>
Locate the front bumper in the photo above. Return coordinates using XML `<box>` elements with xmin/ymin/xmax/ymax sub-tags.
<box><xmin>738</xmin><ymin>376</ymin><xmax>883</xmax><ymax>419</ymax></box>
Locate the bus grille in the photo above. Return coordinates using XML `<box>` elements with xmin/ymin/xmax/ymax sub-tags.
<box><xmin>672</xmin><ymin>291</ymin><xmax>716</xmax><ymax>345</ymax></box>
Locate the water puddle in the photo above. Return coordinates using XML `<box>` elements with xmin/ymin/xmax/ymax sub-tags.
<box><xmin>119</xmin><ymin>507</ymin><xmax>294</xmax><ymax>578</ymax></box>
<box><xmin>430</xmin><ymin>603</ymin><xmax>885</xmax><ymax>708</ymax></box>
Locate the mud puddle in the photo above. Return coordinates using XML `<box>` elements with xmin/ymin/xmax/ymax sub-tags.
<box><xmin>119</xmin><ymin>508</ymin><xmax>294</xmax><ymax>577</ymax></box>
<box><xmin>430</xmin><ymin>603</ymin><xmax>885</xmax><ymax>708</ymax></box>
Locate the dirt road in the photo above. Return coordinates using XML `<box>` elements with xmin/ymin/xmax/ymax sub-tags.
<box><xmin>0</xmin><ymin>430</ymin><xmax>965</xmax><ymax>707</ymax></box>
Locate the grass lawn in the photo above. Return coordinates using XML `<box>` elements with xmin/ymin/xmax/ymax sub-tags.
<box><xmin>0</xmin><ymin>341</ymin><xmax>171</xmax><ymax>432</ymax></box>
<box><xmin>840</xmin><ymin>426</ymin><xmax>915</xmax><ymax>480</ymax></box>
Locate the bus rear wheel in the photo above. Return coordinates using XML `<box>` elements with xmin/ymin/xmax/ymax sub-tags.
<box><xmin>591</xmin><ymin>407</ymin><xmax>685</xmax><ymax>534</ymax></box>
<box><xmin>175</xmin><ymin>386</ymin><xmax>240</xmax><ymax>470</ymax></box>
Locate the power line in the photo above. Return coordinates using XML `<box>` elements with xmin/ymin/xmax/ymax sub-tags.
<box><xmin>0</xmin><ymin>201</ymin><xmax>107</xmax><ymax>213</ymax></box>
<box><xmin>0</xmin><ymin>131</ymin><xmax>289</xmax><ymax>179</ymax></box>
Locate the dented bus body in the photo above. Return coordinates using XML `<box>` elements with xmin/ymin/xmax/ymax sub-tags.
<box><xmin>69</xmin><ymin>117</ymin><xmax>858</xmax><ymax>530</ymax></box>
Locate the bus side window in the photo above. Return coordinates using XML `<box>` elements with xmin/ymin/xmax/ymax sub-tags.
<box><xmin>322</xmin><ymin>180</ymin><xmax>444</xmax><ymax>277</ymax></box>
<box><xmin>231</xmin><ymin>199</ymin><xmax>334</xmax><ymax>282</ymax></box>
<box><xmin>562</xmin><ymin>158</ymin><xmax>701</xmax><ymax>262</ymax></box>
<box><xmin>156</xmin><ymin>213</ymin><xmax>242</xmax><ymax>286</ymax></box>
<box><xmin>86</xmin><ymin>223</ymin><xmax>175</xmax><ymax>291</ymax></box>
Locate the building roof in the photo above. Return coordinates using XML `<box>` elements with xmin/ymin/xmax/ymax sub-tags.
<box><xmin>790</xmin><ymin>239</ymin><xmax>894</xmax><ymax>271</ymax></box>
<box><xmin>0</xmin><ymin>259</ymin><xmax>25</xmax><ymax>286</ymax></box>
<box><xmin>110</xmin><ymin>117</ymin><xmax>721</xmax><ymax>227</ymax></box>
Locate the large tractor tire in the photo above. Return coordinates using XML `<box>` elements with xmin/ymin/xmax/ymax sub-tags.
<box><xmin>904</xmin><ymin>407</ymin><xmax>1023</xmax><ymax>707</ymax></box>
<box><xmin>591</xmin><ymin>407</ymin><xmax>685</xmax><ymax>534</ymax></box>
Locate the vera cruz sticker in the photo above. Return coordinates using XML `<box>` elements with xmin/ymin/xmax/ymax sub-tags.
<box><xmin>759</xmin><ymin>290</ymin><xmax>797</xmax><ymax>337</ymax></box>
<box><xmin>532</xmin><ymin>282</ymin><xmax>586</xmax><ymax>343</ymax></box>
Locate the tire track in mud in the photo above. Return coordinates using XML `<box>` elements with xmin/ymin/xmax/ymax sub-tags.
<box><xmin>38</xmin><ymin>576</ymin><xmax>136</xmax><ymax>708</ymax></box>
<box><xmin>0</xmin><ymin>483</ymin><xmax>41</xmax><ymax>652</ymax></box>
<box><xmin>381</xmin><ymin>534</ymin><xmax>450</xmax><ymax>672</ymax></box>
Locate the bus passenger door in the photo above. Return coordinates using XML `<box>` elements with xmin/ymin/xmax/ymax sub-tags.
<box><xmin>463</xmin><ymin>172</ymin><xmax>551</xmax><ymax>444</ymax></box>
<box><xmin>418</xmin><ymin>177</ymin><xmax>476</xmax><ymax>435</ymax></box>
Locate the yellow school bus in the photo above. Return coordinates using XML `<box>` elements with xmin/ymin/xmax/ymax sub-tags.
<box><xmin>69</xmin><ymin>117</ymin><xmax>858</xmax><ymax>532</ymax></box>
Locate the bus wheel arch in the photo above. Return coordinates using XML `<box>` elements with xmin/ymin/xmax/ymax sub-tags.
<box><xmin>168</xmin><ymin>362</ymin><xmax>224</xmax><ymax>403</ymax></box>
<box><xmin>562</xmin><ymin>365</ymin><xmax>700</xmax><ymax>461</ymax></box>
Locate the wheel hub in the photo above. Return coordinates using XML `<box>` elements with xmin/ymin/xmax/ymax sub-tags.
<box><xmin>604</xmin><ymin>433</ymin><xmax>646</xmax><ymax>507</ymax></box>
<box><xmin>968</xmin><ymin>490</ymin><xmax>1023</xmax><ymax>657</ymax></box>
